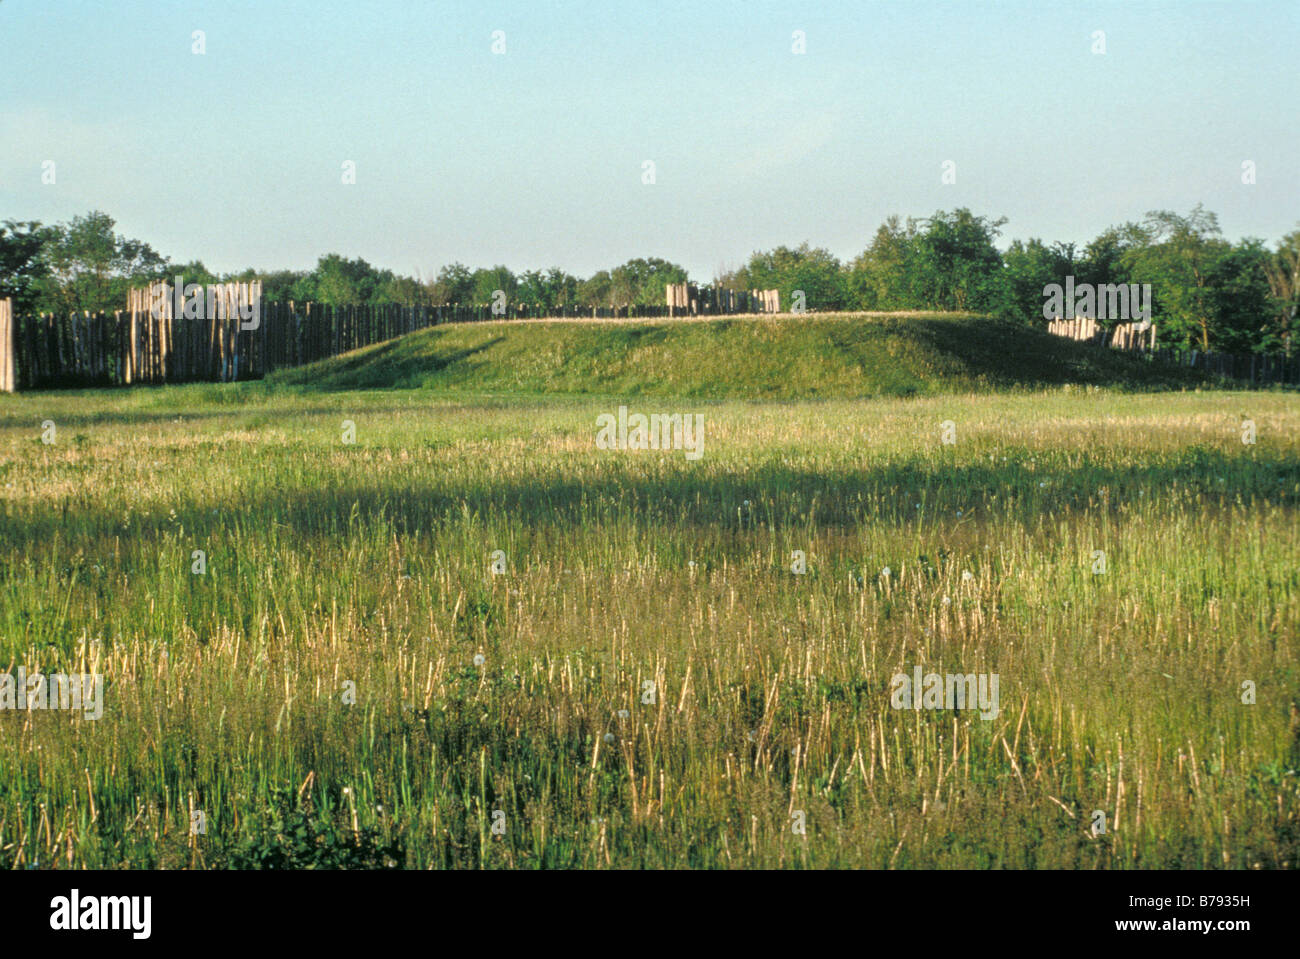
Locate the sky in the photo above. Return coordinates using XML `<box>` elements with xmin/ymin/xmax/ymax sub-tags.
<box><xmin>1</xmin><ymin>0</ymin><xmax>1297</xmax><ymax>283</ymax></box>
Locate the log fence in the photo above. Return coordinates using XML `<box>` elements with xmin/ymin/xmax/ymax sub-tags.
<box><xmin>3</xmin><ymin>292</ymin><xmax>1294</xmax><ymax>391</ymax></box>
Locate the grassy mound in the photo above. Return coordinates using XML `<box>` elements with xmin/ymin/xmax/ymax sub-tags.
<box><xmin>268</xmin><ymin>312</ymin><xmax>1210</xmax><ymax>398</ymax></box>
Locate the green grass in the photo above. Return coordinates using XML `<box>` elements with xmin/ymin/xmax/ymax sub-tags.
<box><xmin>268</xmin><ymin>312</ymin><xmax>1213</xmax><ymax>397</ymax></box>
<box><xmin>0</xmin><ymin>380</ymin><xmax>1296</xmax><ymax>869</ymax></box>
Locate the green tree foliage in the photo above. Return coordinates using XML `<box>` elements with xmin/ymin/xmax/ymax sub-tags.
<box><xmin>517</xmin><ymin>268</ymin><xmax>580</xmax><ymax>311</ymax></box>
<box><xmin>1120</xmin><ymin>206</ymin><xmax>1227</xmax><ymax>350</ymax></box>
<box><xmin>1205</xmin><ymin>238</ymin><xmax>1274</xmax><ymax>354</ymax></box>
<box><xmin>34</xmin><ymin>211</ymin><xmax>168</xmax><ymax>313</ymax></box>
<box><xmin>737</xmin><ymin>243</ymin><xmax>847</xmax><ymax>312</ymax></box>
<box><xmin>995</xmin><ymin>238</ymin><xmax>1076</xmax><ymax>323</ymax></box>
<box><xmin>280</xmin><ymin>255</ymin><xmax>425</xmax><ymax>306</ymax></box>
<box><xmin>470</xmin><ymin>265</ymin><xmax>518</xmax><ymax>306</ymax></box>
<box><xmin>578</xmin><ymin>269</ymin><xmax>613</xmax><ymax>308</ymax></box>
<box><xmin>228</xmin><ymin>268</ymin><xmax>308</xmax><ymax>304</ymax></box>
<box><xmin>848</xmin><ymin>211</ymin><xmax>1005</xmax><ymax>314</ymax></box>
<box><xmin>610</xmin><ymin>258</ymin><xmax>688</xmax><ymax>308</ymax></box>
<box><xmin>169</xmin><ymin>260</ymin><xmax>221</xmax><ymax>286</ymax></box>
<box><xmin>847</xmin><ymin>217</ymin><xmax>917</xmax><ymax>310</ymax></box>
<box><xmin>306</xmin><ymin>254</ymin><xmax>380</xmax><ymax>306</ymax></box>
<box><xmin>428</xmin><ymin>262</ymin><xmax>474</xmax><ymax>305</ymax></box>
<box><xmin>1263</xmin><ymin>229</ymin><xmax>1300</xmax><ymax>354</ymax></box>
<box><xmin>909</xmin><ymin>209</ymin><xmax>1006</xmax><ymax>312</ymax></box>
<box><xmin>0</xmin><ymin>219</ymin><xmax>51</xmax><ymax>312</ymax></box>
<box><xmin>1076</xmin><ymin>227</ymin><xmax>1133</xmax><ymax>291</ymax></box>
<box><xmin>374</xmin><ymin>274</ymin><xmax>425</xmax><ymax>306</ymax></box>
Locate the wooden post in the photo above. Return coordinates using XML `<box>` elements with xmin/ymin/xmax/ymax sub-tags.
<box><xmin>0</xmin><ymin>298</ymin><xmax>13</xmax><ymax>392</ymax></box>
<box><xmin>126</xmin><ymin>300</ymin><xmax>137</xmax><ymax>384</ymax></box>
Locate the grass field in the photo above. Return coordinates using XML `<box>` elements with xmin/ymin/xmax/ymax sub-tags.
<box><xmin>0</xmin><ymin>317</ymin><xmax>1297</xmax><ymax>869</ymax></box>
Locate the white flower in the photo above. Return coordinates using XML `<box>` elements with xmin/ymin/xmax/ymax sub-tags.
<box><xmin>880</xmin><ymin>567</ymin><xmax>891</xmax><ymax>578</ymax></box>
<box><xmin>617</xmin><ymin>709</ymin><xmax>629</xmax><ymax>720</ymax></box>
<box><xmin>962</xmin><ymin>570</ymin><xmax>974</xmax><ymax>582</ymax></box>
<box><xmin>942</xmin><ymin>596</ymin><xmax>951</xmax><ymax>606</ymax></box>
<box><xmin>603</xmin><ymin>733</ymin><xmax>615</xmax><ymax>744</ymax></box>
<box><xmin>473</xmin><ymin>654</ymin><xmax>485</xmax><ymax>667</ymax></box>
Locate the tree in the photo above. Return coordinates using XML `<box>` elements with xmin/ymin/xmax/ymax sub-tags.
<box><xmin>1121</xmin><ymin>205</ymin><xmax>1227</xmax><ymax>350</ymax></box>
<box><xmin>578</xmin><ymin>270</ymin><xmax>613</xmax><ymax>308</ymax></box>
<box><xmin>0</xmin><ymin>219</ymin><xmax>51</xmax><ymax>312</ymax></box>
<box><xmin>35</xmin><ymin>211</ymin><xmax>168</xmax><ymax>313</ymax></box>
<box><xmin>307</xmin><ymin>254</ymin><xmax>389</xmax><ymax>305</ymax></box>
<box><xmin>546</xmin><ymin>268</ymin><xmax>580</xmax><ymax>309</ymax></box>
<box><xmin>606</xmin><ymin>258</ymin><xmax>688</xmax><ymax>308</ymax></box>
<box><xmin>911</xmin><ymin>209</ymin><xmax>1006</xmax><ymax>312</ymax></box>
<box><xmin>374</xmin><ymin>273</ymin><xmax>424</xmax><ymax>306</ymax></box>
<box><xmin>1076</xmin><ymin>227</ymin><xmax>1133</xmax><ymax>292</ymax></box>
<box><xmin>169</xmin><ymin>260</ymin><xmax>220</xmax><ymax>286</ymax></box>
<box><xmin>996</xmin><ymin>238</ymin><xmax>1075</xmax><ymax>324</ymax></box>
<box><xmin>470</xmin><ymin>265</ymin><xmax>517</xmax><ymax>306</ymax></box>
<box><xmin>229</xmin><ymin>268</ymin><xmax>308</xmax><ymax>304</ymax></box>
<box><xmin>288</xmin><ymin>255</ymin><xmax>424</xmax><ymax>305</ymax></box>
<box><xmin>848</xmin><ymin>216</ymin><xmax>919</xmax><ymax>310</ymax></box>
<box><xmin>1263</xmin><ymin>228</ymin><xmax>1300</xmax><ymax>354</ymax></box>
<box><xmin>428</xmin><ymin>262</ymin><xmax>474</xmax><ymax>305</ymax></box>
<box><xmin>1205</xmin><ymin>239</ymin><xmax>1274</xmax><ymax>353</ymax></box>
<box><xmin>739</xmin><ymin>243</ymin><xmax>846</xmax><ymax>312</ymax></box>
<box><xmin>517</xmin><ymin>268</ymin><xmax>580</xmax><ymax>312</ymax></box>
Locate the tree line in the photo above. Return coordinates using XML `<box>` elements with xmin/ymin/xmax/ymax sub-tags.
<box><xmin>2</xmin><ymin>206</ymin><xmax>1296</xmax><ymax>352</ymax></box>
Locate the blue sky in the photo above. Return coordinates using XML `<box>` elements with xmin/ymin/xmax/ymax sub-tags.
<box><xmin>2</xmin><ymin>0</ymin><xmax>1296</xmax><ymax>282</ymax></box>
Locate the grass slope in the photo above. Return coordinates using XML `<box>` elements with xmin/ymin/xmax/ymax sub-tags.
<box><xmin>269</xmin><ymin>312</ymin><xmax>1211</xmax><ymax>398</ymax></box>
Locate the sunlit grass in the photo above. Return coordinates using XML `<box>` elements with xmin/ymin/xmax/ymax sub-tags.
<box><xmin>0</xmin><ymin>385</ymin><xmax>1296</xmax><ymax>868</ymax></box>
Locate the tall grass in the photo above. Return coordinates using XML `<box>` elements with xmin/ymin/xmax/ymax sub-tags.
<box><xmin>0</xmin><ymin>386</ymin><xmax>1296</xmax><ymax>868</ymax></box>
